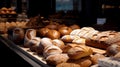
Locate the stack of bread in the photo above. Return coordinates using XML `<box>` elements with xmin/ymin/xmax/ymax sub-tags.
<box><xmin>8</xmin><ymin>23</ymin><xmax>120</xmax><ymax>67</ymax></box>
<box><xmin>0</xmin><ymin>21</ymin><xmax>28</xmax><ymax>34</ymax></box>
<box><xmin>70</xmin><ymin>27</ymin><xmax>120</xmax><ymax>50</ymax></box>
<box><xmin>0</xmin><ymin>7</ymin><xmax>16</xmax><ymax>15</ymax></box>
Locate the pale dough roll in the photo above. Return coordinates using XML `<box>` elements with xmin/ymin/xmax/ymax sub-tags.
<box><xmin>52</xmin><ymin>39</ymin><xmax>65</xmax><ymax>49</ymax></box>
<box><xmin>40</xmin><ymin>37</ymin><xmax>53</xmax><ymax>48</ymax></box>
<box><xmin>29</xmin><ymin>37</ymin><xmax>41</xmax><ymax>52</ymax></box>
<box><xmin>43</xmin><ymin>45</ymin><xmax>63</xmax><ymax>58</ymax></box>
<box><xmin>24</xmin><ymin>29</ymin><xmax>36</xmax><ymax>48</ymax></box>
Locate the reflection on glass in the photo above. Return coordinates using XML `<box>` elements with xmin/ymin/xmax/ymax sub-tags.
<box><xmin>56</xmin><ymin>0</ymin><xmax>73</xmax><ymax>12</ymax></box>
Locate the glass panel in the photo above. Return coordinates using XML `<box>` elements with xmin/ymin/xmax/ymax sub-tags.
<box><xmin>56</xmin><ymin>0</ymin><xmax>73</xmax><ymax>12</ymax></box>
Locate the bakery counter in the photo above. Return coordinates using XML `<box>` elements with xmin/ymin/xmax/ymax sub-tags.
<box><xmin>0</xmin><ymin>35</ymin><xmax>50</xmax><ymax>67</ymax></box>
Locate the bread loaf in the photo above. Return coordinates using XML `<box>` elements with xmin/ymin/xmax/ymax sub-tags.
<box><xmin>46</xmin><ymin>53</ymin><xmax>69</xmax><ymax>66</ymax></box>
<box><xmin>67</xmin><ymin>45</ymin><xmax>93</xmax><ymax>60</ymax></box>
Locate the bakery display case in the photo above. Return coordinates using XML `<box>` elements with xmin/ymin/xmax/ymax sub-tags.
<box><xmin>0</xmin><ymin>16</ymin><xmax>120</xmax><ymax>67</ymax></box>
<box><xmin>0</xmin><ymin>0</ymin><xmax>120</xmax><ymax>67</ymax></box>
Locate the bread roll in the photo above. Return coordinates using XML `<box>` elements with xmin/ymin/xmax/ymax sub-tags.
<box><xmin>24</xmin><ymin>29</ymin><xmax>36</xmax><ymax>48</ymax></box>
<box><xmin>12</xmin><ymin>27</ymin><xmax>24</xmax><ymax>44</ymax></box>
<box><xmin>29</xmin><ymin>37</ymin><xmax>41</xmax><ymax>52</ymax></box>
<box><xmin>70</xmin><ymin>27</ymin><xmax>98</xmax><ymax>39</ymax></box>
<box><xmin>43</xmin><ymin>45</ymin><xmax>63</xmax><ymax>58</ymax></box>
<box><xmin>45</xmin><ymin>24</ymin><xmax>58</xmax><ymax>30</ymax></box>
<box><xmin>56</xmin><ymin>63</ymin><xmax>81</xmax><ymax>67</ymax></box>
<box><xmin>62</xmin><ymin>43</ymin><xmax>79</xmax><ymax>53</ymax></box>
<box><xmin>52</xmin><ymin>39</ymin><xmax>65</xmax><ymax>49</ymax></box>
<box><xmin>77</xmin><ymin>58</ymin><xmax>92</xmax><ymax>67</ymax></box>
<box><xmin>40</xmin><ymin>37</ymin><xmax>53</xmax><ymax>48</ymax></box>
<box><xmin>61</xmin><ymin>35</ymin><xmax>80</xmax><ymax>43</ymax></box>
<box><xmin>69</xmin><ymin>24</ymin><xmax>80</xmax><ymax>30</ymax></box>
<box><xmin>90</xmin><ymin>53</ymin><xmax>105</xmax><ymax>64</ymax></box>
<box><xmin>46</xmin><ymin>53</ymin><xmax>69</xmax><ymax>66</ymax></box>
<box><xmin>46</xmin><ymin>29</ymin><xmax>60</xmax><ymax>39</ymax></box>
<box><xmin>0</xmin><ymin>22</ymin><xmax>7</xmax><ymax>34</ymax></box>
<box><xmin>10</xmin><ymin>22</ymin><xmax>17</xmax><ymax>27</ymax></box>
<box><xmin>58</xmin><ymin>26</ymin><xmax>72</xmax><ymax>36</ymax></box>
<box><xmin>6</xmin><ymin>22</ymin><xmax>11</xmax><ymax>29</ymax></box>
<box><xmin>68</xmin><ymin>56</ymin><xmax>92</xmax><ymax>67</ymax></box>
<box><xmin>67</xmin><ymin>45</ymin><xmax>93</xmax><ymax>60</ymax></box>
<box><xmin>38</xmin><ymin>28</ymin><xmax>50</xmax><ymax>37</ymax></box>
<box><xmin>106</xmin><ymin>44</ymin><xmax>120</xmax><ymax>56</ymax></box>
<box><xmin>72</xmin><ymin>37</ymin><xmax>86</xmax><ymax>45</ymax></box>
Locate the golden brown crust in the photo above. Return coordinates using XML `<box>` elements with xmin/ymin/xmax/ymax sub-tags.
<box><xmin>45</xmin><ymin>24</ymin><xmax>58</xmax><ymax>30</ymax></box>
<box><xmin>90</xmin><ymin>53</ymin><xmax>105</xmax><ymax>65</ymax></box>
<box><xmin>46</xmin><ymin>29</ymin><xmax>60</xmax><ymax>39</ymax></box>
<box><xmin>38</xmin><ymin>28</ymin><xmax>50</xmax><ymax>37</ymax></box>
<box><xmin>62</xmin><ymin>43</ymin><xmax>79</xmax><ymax>53</ymax></box>
<box><xmin>61</xmin><ymin>35</ymin><xmax>80</xmax><ymax>43</ymax></box>
<box><xmin>67</xmin><ymin>45</ymin><xmax>93</xmax><ymax>60</ymax></box>
<box><xmin>69</xmin><ymin>24</ymin><xmax>80</xmax><ymax>30</ymax></box>
<box><xmin>58</xmin><ymin>26</ymin><xmax>72</xmax><ymax>36</ymax></box>
<box><xmin>56</xmin><ymin>62</ymin><xmax>81</xmax><ymax>67</ymax></box>
<box><xmin>52</xmin><ymin>39</ymin><xmax>65</xmax><ymax>49</ymax></box>
<box><xmin>46</xmin><ymin>54</ymin><xmax>69</xmax><ymax>66</ymax></box>
<box><xmin>68</xmin><ymin>56</ymin><xmax>92</xmax><ymax>67</ymax></box>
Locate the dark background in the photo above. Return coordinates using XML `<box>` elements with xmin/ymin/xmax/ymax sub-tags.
<box><xmin>0</xmin><ymin>41</ymin><xmax>32</xmax><ymax>67</ymax></box>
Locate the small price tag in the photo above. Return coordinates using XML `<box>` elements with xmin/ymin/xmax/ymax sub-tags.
<box><xmin>97</xmin><ymin>18</ymin><xmax>106</xmax><ymax>25</ymax></box>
